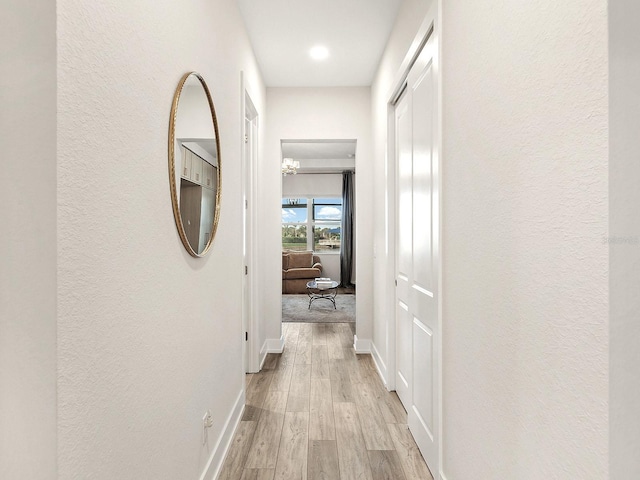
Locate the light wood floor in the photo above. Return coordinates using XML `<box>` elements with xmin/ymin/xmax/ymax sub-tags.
<box><xmin>219</xmin><ymin>322</ymin><xmax>433</xmax><ymax>480</ymax></box>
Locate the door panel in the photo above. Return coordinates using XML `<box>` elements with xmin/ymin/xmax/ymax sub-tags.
<box><xmin>412</xmin><ymin>63</ymin><xmax>434</xmax><ymax>295</ymax></box>
<box><xmin>397</xmin><ymin>96</ymin><xmax>413</xmax><ymax>280</ymax></box>
<box><xmin>413</xmin><ymin>318</ymin><xmax>433</xmax><ymax>435</ymax></box>
<box><xmin>396</xmin><ymin>300</ymin><xmax>411</xmax><ymax>404</ymax></box>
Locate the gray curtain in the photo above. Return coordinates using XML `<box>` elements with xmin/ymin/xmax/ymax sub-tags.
<box><xmin>340</xmin><ymin>171</ymin><xmax>354</xmax><ymax>287</ymax></box>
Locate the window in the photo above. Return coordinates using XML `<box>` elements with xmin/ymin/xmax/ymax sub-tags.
<box><xmin>282</xmin><ymin>197</ymin><xmax>342</xmax><ymax>252</ymax></box>
<box><xmin>281</xmin><ymin>198</ymin><xmax>308</xmax><ymax>251</ymax></box>
<box><xmin>312</xmin><ymin>198</ymin><xmax>342</xmax><ymax>252</ymax></box>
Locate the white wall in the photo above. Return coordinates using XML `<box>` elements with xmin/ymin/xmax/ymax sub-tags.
<box><xmin>440</xmin><ymin>1</ymin><xmax>608</xmax><ymax>478</ymax></box>
<box><xmin>0</xmin><ymin>2</ymin><xmax>57</xmax><ymax>478</ymax></box>
<box><xmin>282</xmin><ymin>173</ymin><xmax>342</xmax><ymax>197</ymax></box>
<box><xmin>264</xmin><ymin>87</ymin><xmax>373</xmax><ymax>343</ymax></box>
<box><xmin>56</xmin><ymin>1</ymin><xmax>265</xmax><ymax>478</ymax></box>
<box><xmin>372</xmin><ymin>0</ymin><xmax>609</xmax><ymax>478</ymax></box>
<box><xmin>609</xmin><ymin>0</ymin><xmax>640</xmax><ymax>477</ymax></box>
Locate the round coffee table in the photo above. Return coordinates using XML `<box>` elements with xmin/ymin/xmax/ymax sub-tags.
<box><xmin>306</xmin><ymin>280</ymin><xmax>339</xmax><ymax>309</ymax></box>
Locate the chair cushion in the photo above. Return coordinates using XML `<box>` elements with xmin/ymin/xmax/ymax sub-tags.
<box><xmin>287</xmin><ymin>251</ymin><xmax>313</xmax><ymax>269</ymax></box>
<box><xmin>282</xmin><ymin>253</ymin><xmax>290</xmax><ymax>270</ymax></box>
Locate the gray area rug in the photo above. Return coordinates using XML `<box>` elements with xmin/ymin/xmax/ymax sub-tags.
<box><xmin>282</xmin><ymin>294</ymin><xmax>355</xmax><ymax>323</ymax></box>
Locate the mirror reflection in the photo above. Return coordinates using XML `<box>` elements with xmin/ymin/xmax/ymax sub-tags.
<box><xmin>169</xmin><ymin>72</ymin><xmax>221</xmax><ymax>256</ymax></box>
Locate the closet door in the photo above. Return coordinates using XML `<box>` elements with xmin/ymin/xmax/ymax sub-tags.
<box><xmin>202</xmin><ymin>162</ymin><xmax>214</xmax><ymax>189</ymax></box>
<box><xmin>190</xmin><ymin>154</ymin><xmax>203</xmax><ymax>185</ymax></box>
<box><xmin>181</xmin><ymin>147</ymin><xmax>192</xmax><ymax>179</ymax></box>
<box><xmin>395</xmin><ymin>29</ymin><xmax>439</xmax><ymax>474</ymax></box>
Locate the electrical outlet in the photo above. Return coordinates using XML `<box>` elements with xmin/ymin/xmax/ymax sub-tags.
<box><xmin>202</xmin><ymin>410</ymin><xmax>213</xmax><ymax>446</ymax></box>
<box><xmin>203</xmin><ymin>410</ymin><xmax>213</xmax><ymax>428</ymax></box>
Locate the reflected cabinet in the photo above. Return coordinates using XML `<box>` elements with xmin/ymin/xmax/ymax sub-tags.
<box><xmin>168</xmin><ymin>72</ymin><xmax>222</xmax><ymax>257</ymax></box>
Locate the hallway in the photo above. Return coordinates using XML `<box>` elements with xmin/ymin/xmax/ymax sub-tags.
<box><xmin>219</xmin><ymin>322</ymin><xmax>432</xmax><ymax>479</ymax></box>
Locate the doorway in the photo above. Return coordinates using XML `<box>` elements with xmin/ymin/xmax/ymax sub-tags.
<box><xmin>280</xmin><ymin>140</ymin><xmax>356</xmax><ymax>324</ymax></box>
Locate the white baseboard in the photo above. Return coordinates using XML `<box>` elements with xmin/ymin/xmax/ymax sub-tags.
<box><xmin>265</xmin><ymin>336</ymin><xmax>285</xmax><ymax>354</ymax></box>
<box><xmin>259</xmin><ymin>336</ymin><xmax>284</xmax><ymax>369</ymax></box>
<box><xmin>259</xmin><ymin>349</ymin><xmax>267</xmax><ymax>369</ymax></box>
<box><xmin>371</xmin><ymin>342</ymin><xmax>388</xmax><ymax>387</ymax></box>
<box><xmin>259</xmin><ymin>340</ymin><xmax>268</xmax><ymax>369</ymax></box>
<box><xmin>199</xmin><ymin>389</ymin><xmax>245</xmax><ymax>480</ymax></box>
<box><xmin>353</xmin><ymin>335</ymin><xmax>371</xmax><ymax>354</ymax></box>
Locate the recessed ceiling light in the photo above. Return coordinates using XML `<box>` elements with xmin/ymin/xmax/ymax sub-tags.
<box><xmin>309</xmin><ymin>45</ymin><xmax>329</xmax><ymax>61</ymax></box>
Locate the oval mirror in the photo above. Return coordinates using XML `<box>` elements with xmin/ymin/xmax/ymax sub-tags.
<box><xmin>168</xmin><ymin>72</ymin><xmax>221</xmax><ymax>257</ymax></box>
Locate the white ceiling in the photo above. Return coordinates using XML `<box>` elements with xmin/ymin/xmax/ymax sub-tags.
<box><xmin>236</xmin><ymin>0</ymin><xmax>403</xmax><ymax>87</ymax></box>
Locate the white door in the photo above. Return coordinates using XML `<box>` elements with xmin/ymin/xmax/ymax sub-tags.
<box><xmin>395</xmin><ymin>30</ymin><xmax>439</xmax><ymax>474</ymax></box>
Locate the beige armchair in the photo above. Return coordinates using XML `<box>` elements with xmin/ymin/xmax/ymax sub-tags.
<box><xmin>282</xmin><ymin>251</ymin><xmax>323</xmax><ymax>294</ymax></box>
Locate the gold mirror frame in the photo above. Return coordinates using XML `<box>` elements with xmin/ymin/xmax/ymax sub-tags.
<box><xmin>168</xmin><ymin>72</ymin><xmax>222</xmax><ymax>257</ymax></box>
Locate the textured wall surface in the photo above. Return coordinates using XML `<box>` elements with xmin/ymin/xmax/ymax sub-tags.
<box><xmin>610</xmin><ymin>0</ymin><xmax>640</xmax><ymax>477</ymax></box>
<box><xmin>0</xmin><ymin>1</ymin><xmax>57</xmax><ymax>478</ymax></box>
<box><xmin>264</xmin><ymin>87</ymin><xmax>373</xmax><ymax>341</ymax></box>
<box><xmin>56</xmin><ymin>0</ymin><xmax>265</xmax><ymax>478</ymax></box>
<box><xmin>442</xmin><ymin>1</ymin><xmax>609</xmax><ymax>478</ymax></box>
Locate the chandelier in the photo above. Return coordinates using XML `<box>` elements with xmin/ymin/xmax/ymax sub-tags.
<box><xmin>281</xmin><ymin>157</ymin><xmax>300</xmax><ymax>175</ymax></box>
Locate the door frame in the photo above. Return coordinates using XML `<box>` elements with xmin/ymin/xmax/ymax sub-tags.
<box><xmin>385</xmin><ymin>4</ymin><xmax>443</xmax><ymax>477</ymax></box>
<box><xmin>241</xmin><ymin>72</ymin><xmax>260</xmax><ymax>374</ymax></box>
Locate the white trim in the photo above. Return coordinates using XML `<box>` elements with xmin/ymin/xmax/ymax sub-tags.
<box><xmin>241</xmin><ymin>71</ymin><xmax>248</xmax><ymax>374</ymax></box>
<box><xmin>386</xmin><ymin>14</ymin><xmax>437</xmax><ymax>105</ymax></box>
<box><xmin>263</xmin><ymin>336</ymin><xmax>285</xmax><ymax>356</ymax></box>
<box><xmin>258</xmin><ymin>335</ymin><xmax>284</xmax><ymax>369</ymax></box>
<box><xmin>371</xmin><ymin>341</ymin><xmax>389</xmax><ymax>388</ymax></box>
<box><xmin>436</xmin><ymin>1</ymin><xmax>444</xmax><ymax>475</ymax></box>
<box><xmin>259</xmin><ymin>340</ymin><xmax>268</xmax><ymax>368</ymax></box>
<box><xmin>241</xmin><ymin>71</ymin><xmax>261</xmax><ymax>374</ymax></box>
<box><xmin>385</xmin><ymin>101</ymin><xmax>397</xmax><ymax>393</ymax></box>
<box><xmin>353</xmin><ymin>335</ymin><xmax>371</xmax><ymax>354</ymax></box>
<box><xmin>259</xmin><ymin>341</ymin><xmax>268</xmax><ymax>370</ymax></box>
<box><xmin>198</xmin><ymin>389</ymin><xmax>245</xmax><ymax>480</ymax></box>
